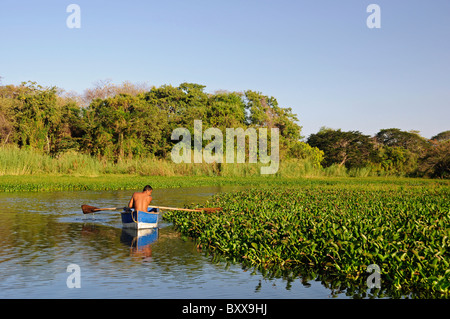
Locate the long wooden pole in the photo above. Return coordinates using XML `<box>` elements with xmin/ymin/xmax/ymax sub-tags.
<box><xmin>149</xmin><ymin>205</ymin><xmax>221</xmax><ymax>212</ymax></box>
<box><xmin>82</xmin><ymin>204</ymin><xmax>221</xmax><ymax>214</ymax></box>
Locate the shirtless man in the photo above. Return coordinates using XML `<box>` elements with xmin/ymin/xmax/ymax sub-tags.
<box><xmin>128</xmin><ymin>185</ymin><xmax>153</xmax><ymax>213</ymax></box>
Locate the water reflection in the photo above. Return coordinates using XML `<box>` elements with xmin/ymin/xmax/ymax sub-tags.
<box><xmin>120</xmin><ymin>228</ymin><xmax>158</xmax><ymax>260</ymax></box>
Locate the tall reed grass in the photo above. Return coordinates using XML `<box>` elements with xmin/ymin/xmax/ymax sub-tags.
<box><xmin>0</xmin><ymin>146</ymin><xmax>102</xmax><ymax>175</ymax></box>
<box><xmin>0</xmin><ymin>145</ymin><xmax>389</xmax><ymax>178</ymax></box>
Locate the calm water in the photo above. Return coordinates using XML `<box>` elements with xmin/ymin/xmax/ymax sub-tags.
<box><xmin>0</xmin><ymin>185</ymin><xmax>351</xmax><ymax>299</ymax></box>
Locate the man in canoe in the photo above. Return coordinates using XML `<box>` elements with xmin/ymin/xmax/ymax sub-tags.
<box><xmin>128</xmin><ymin>185</ymin><xmax>153</xmax><ymax>213</ymax></box>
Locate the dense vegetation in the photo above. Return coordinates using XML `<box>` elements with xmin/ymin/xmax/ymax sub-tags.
<box><xmin>0</xmin><ymin>80</ymin><xmax>317</xmax><ymax>167</ymax></box>
<box><xmin>0</xmin><ymin>174</ymin><xmax>301</xmax><ymax>192</ymax></box>
<box><xmin>164</xmin><ymin>180</ymin><xmax>450</xmax><ymax>298</ymax></box>
<box><xmin>0</xmin><ymin>80</ymin><xmax>448</xmax><ymax>178</ymax></box>
<box><xmin>307</xmin><ymin>128</ymin><xmax>450</xmax><ymax>178</ymax></box>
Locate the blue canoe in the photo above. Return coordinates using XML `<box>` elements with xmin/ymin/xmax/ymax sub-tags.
<box><xmin>121</xmin><ymin>207</ymin><xmax>159</xmax><ymax>229</ymax></box>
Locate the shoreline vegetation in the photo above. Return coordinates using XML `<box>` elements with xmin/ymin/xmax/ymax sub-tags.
<box><xmin>0</xmin><ymin>81</ymin><xmax>449</xmax><ymax>179</ymax></box>
<box><xmin>1</xmin><ymin>174</ymin><xmax>449</xmax><ymax>193</ymax></box>
<box><xmin>1</xmin><ymin>144</ymin><xmax>449</xmax><ymax>192</ymax></box>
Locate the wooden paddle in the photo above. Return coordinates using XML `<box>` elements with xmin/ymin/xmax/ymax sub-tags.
<box><xmin>81</xmin><ymin>205</ymin><xmax>122</xmax><ymax>214</ymax></box>
<box><xmin>81</xmin><ymin>204</ymin><xmax>222</xmax><ymax>214</ymax></box>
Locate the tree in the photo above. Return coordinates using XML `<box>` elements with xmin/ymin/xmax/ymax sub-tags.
<box><xmin>9</xmin><ymin>82</ymin><xmax>68</xmax><ymax>154</ymax></box>
<box><xmin>287</xmin><ymin>141</ymin><xmax>324</xmax><ymax>167</ymax></box>
<box><xmin>244</xmin><ymin>90</ymin><xmax>302</xmax><ymax>139</ymax></box>
<box><xmin>176</xmin><ymin>82</ymin><xmax>209</xmax><ymax>127</ymax></box>
<box><xmin>375</xmin><ymin>128</ymin><xmax>429</xmax><ymax>155</ymax></box>
<box><xmin>83</xmin><ymin>79</ymin><xmax>117</xmax><ymax>106</ymax></box>
<box><xmin>83</xmin><ymin>93</ymin><xmax>147</xmax><ymax>160</ymax></box>
<box><xmin>206</xmin><ymin>91</ymin><xmax>246</xmax><ymax>130</ymax></box>
<box><xmin>418</xmin><ymin>140</ymin><xmax>450</xmax><ymax>178</ymax></box>
<box><xmin>307</xmin><ymin>128</ymin><xmax>375</xmax><ymax>168</ymax></box>
<box><xmin>0</xmin><ymin>79</ymin><xmax>337</xmax><ymax>172</ymax></box>
<box><xmin>372</xmin><ymin>145</ymin><xmax>418</xmax><ymax>175</ymax></box>
<box><xmin>431</xmin><ymin>130</ymin><xmax>450</xmax><ymax>142</ymax></box>
<box><xmin>56</xmin><ymin>98</ymin><xmax>84</xmax><ymax>152</ymax></box>
<box><xmin>244</xmin><ymin>90</ymin><xmax>302</xmax><ymax>158</ymax></box>
<box><xmin>0</xmin><ymin>88</ymin><xmax>15</xmax><ymax>145</ymax></box>
<box><xmin>142</xmin><ymin>83</ymin><xmax>204</xmax><ymax>157</ymax></box>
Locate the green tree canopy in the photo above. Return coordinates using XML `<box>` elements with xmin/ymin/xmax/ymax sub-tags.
<box><xmin>431</xmin><ymin>130</ymin><xmax>450</xmax><ymax>142</ymax></box>
<box><xmin>1</xmin><ymin>79</ymin><xmax>448</xmax><ymax>178</ymax></box>
<box><xmin>307</xmin><ymin>128</ymin><xmax>375</xmax><ymax>168</ymax></box>
<box><xmin>375</xmin><ymin>128</ymin><xmax>429</xmax><ymax>155</ymax></box>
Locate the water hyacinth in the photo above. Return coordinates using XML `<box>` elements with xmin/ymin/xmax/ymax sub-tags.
<box><xmin>164</xmin><ymin>184</ymin><xmax>450</xmax><ymax>297</ymax></box>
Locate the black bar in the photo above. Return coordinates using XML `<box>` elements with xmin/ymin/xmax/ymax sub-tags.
<box><xmin>1</xmin><ymin>299</ymin><xmax>448</xmax><ymax>317</ymax></box>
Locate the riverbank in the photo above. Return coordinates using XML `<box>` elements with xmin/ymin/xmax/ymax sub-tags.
<box><xmin>0</xmin><ymin>174</ymin><xmax>448</xmax><ymax>192</ymax></box>
<box><xmin>2</xmin><ymin>145</ymin><xmax>433</xmax><ymax>180</ymax></box>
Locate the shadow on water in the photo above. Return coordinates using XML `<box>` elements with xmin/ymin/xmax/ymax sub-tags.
<box><xmin>0</xmin><ymin>185</ymin><xmax>428</xmax><ymax>299</ymax></box>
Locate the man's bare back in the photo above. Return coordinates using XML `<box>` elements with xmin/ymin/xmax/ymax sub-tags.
<box><xmin>128</xmin><ymin>185</ymin><xmax>153</xmax><ymax>212</ymax></box>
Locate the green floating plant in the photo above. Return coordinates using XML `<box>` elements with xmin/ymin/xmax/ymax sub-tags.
<box><xmin>164</xmin><ymin>183</ymin><xmax>450</xmax><ymax>298</ymax></box>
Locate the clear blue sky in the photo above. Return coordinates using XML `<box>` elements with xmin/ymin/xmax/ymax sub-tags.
<box><xmin>1</xmin><ymin>0</ymin><xmax>449</xmax><ymax>139</ymax></box>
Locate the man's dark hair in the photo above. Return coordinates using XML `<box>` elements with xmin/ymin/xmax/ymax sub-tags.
<box><xmin>143</xmin><ymin>185</ymin><xmax>153</xmax><ymax>192</ymax></box>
